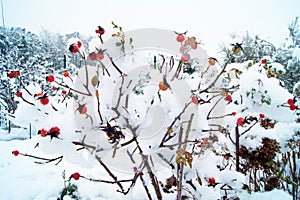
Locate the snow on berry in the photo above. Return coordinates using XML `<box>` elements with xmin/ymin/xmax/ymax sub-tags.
<box><xmin>95</xmin><ymin>26</ymin><xmax>105</xmax><ymax>35</ymax></box>
<box><xmin>69</xmin><ymin>44</ymin><xmax>79</xmax><ymax>53</ymax></box>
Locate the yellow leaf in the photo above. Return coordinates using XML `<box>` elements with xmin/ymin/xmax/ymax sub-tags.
<box><xmin>220</xmin><ymin>90</ymin><xmax>228</xmax><ymax>97</ymax></box>
<box><xmin>176</xmin><ymin>155</ymin><xmax>182</xmax><ymax>165</ymax></box>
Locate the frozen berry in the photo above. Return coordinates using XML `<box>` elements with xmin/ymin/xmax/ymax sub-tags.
<box><xmin>40</xmin><ymin>97</ymin><xmax>49</xmax><ymax>105</ymax></box>
<box><xmin>224</xmin><ymin>95</ymin><xmax>232</xmax><ymax>102</ymax></box>
<box><xmin>231</xmin><ymin>112</ymin><xmax>237</xmax><ymax>116</ymax></box>
<box><xmin>181</xmin><ymin>54</ymin><xmax>190</xmax><ymax>63</ymax></box>
<box><xmin>62</xmin><ymin>90</ymin><xmax>67</xmax><ymax>95</ymax></box>
<box><xmin>72</xmin><ymin>172</ymin><xmax>80</xmax><ymax>180</ymax></box>
<box><xmin>208</xmin><ymin>57</ymin><xmax>217</xmax><ymax>66</ymax></box>
<box><xmin>237</xmin><ymin>117</ymin><xmax>245</xmax><ymax>126</ymax></box>
<box><xmin>96</xmin><ymin>53</ymin><xmax>104</xmax><ymax>60</ymax></box>
<box><xmin>191</xmin><ymin>96</ymin><xmax>199</xmax><ymax>104</ymax></box>
<box><xmin>89</xmin><ymin>52</ymin><xmax>97</xmax><ymax>61</ymax></box>
<box><xmin>12</xmin><ymin>150</ymin><xmax>19</xmax><ymax>156</ymax></box>
<box><xmin>208</xmin><ymin>177</ymin><xmax>216</xmax><ymax>185</ymax></box>
<box><xmin>52</xmin><ymin>86</ymin><xmax>57</xmax><ymax>91</ymax></box>
<box><xmin>63</xmin><ymin>71</ymin><xmax>69</xmax><ymax>77</ymax></box>
<box><xmin>78</xmin><ymin>104</ymin><xmax>87</xmax><ymax>114</ymax></box>
<box><xmin>224</xmin><ymin>153</ymin><xmax>231</xmax><ymax>160</ymax></box>
<box><xmin>95</xmin><ymin>26</ymin><xmax>105</xmax><ymax>35</ymax></box>
<box><xmin>16</xmin><ymin>91</ymin><xmax>22</xmax><ymax>97</ymax></box>
<box><xmin>69</xmin><ymin>44</ymin><xmax>79</xmax><ymax>53</ymax></box>
<box><xmin>46</xmin><ymin>75</ymin><xmax>55</xmax><ymax>82</ymax></box>
<box><xmin>176</xmin><ymin>34</ymin><xmax>185</xmax><ymax>42</ymax></box>
<box><xmin>38</xmin><ymin>129</ymin><xmax>47</xmax><ymax>137</ymax></box>
<box><xmin>202</xmin><ymin>138</ymin><xmax>209</xmax><ymax>144</ymax></box>
<box><xmin>290</xmin><ymin>104</ymin><xmax>297</xmax><ymax>111</ymax></box>
<box><xmin>77</xmin><ymin>41</ymin><xmax>82</xmax><ymax>48</ymax></box>
<box><xmin>259</xmin><ymin>113</ymin><xmax>265</xmax><ymax>119</ymax></box>
<box><xmin>287</xmin><ymin>99</ymin><xmax>294</xmax><ymax>105</ymax></box>
<box><xmin>261</xmin><ymin>59</ymin><xmax>267</xmax><ymax>64</ymax></box>
<box><xmin>159</xmin><ymin>82</ymin><xmax>168</xmax><ymax>91</ymax></box>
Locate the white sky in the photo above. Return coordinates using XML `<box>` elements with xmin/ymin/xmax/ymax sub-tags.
<box><xmin>1</xmin><ymin>0</ymin><xmax>300</xmax><ymax>54</ymax></box>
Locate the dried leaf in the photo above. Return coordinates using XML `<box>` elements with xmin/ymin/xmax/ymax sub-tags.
<box><xmin>91</xmin><ymin>75</ymin><xmax>99</xmax><ymax>87</ymax></box>
<box><xmin>95</xmin><ymin>90</ymin><xmax>99</xmax><ymax>98</ymax></box>
<box><xmin>220</xmin><ymin>90</ymin><xmax>228</xmax><ymax>96</ymax></box>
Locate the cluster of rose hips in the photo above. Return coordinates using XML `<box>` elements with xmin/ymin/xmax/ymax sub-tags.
<box><xmin>8</xmin><ymin>71</ymin><xmax>20</xmax><ymax>79</ymax></box>
<box><xmin>89</xmin><ymin>26</ymin><xmax>106</xmax><ymax>61</ymax></box>
<box><xmin>38</xmin><ymin>126</ymin><xmax>61</xmax><ymax>140</ymax></box>
<box><xmin>287</xmin><ymin>98</ymin><xmax>297</xmax><ymax>111</ymax></box>
<box><xmin>69</xmin><ymin>41</ymin><xmax>83</xmax><ymax>54</ymax></box>
<box><xmin>175</xmin><ymin>32</ymin><xmax>198</xmax><ymax>63</ymax></box>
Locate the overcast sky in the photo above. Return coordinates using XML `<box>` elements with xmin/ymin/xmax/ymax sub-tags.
<box><xmin>1</xmin><ymin>0</ymin><xmax>300</xmax><ymax>54</ymax></box>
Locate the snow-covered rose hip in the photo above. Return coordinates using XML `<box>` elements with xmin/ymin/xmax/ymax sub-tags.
<box><xmin>261</xmin><ymin>59</ymin><xmax>267</xmax><ymax>64</ymax></box>
<box><xmin>95</xmin><ymin>26</ymin><xmax>105</xmax><ymax>35</ymax></box>
<box><xmin>69</xmin><ymin>44</ymin><xmax>79</xmax><ymax>53</ymax></box>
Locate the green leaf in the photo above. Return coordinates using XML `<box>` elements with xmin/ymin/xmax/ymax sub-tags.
<box><xmin>115</xmin><ymin>42</ymin><xmax>122</xmax><ymax>46</ymax></box>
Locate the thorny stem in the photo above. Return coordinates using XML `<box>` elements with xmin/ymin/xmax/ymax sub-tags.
<box><xmin>19</xmin><ymin>153</ymin><xmax>63</xmax><ymax>165</ymax></box>
<box><xmin>17</xmin><ymin>76</ymin><xmax>32</xmax><ymax>96</ymax></box>
<box><xmin>55</xmin><ymin>81</ymin><xmax>92</xmax><ymax>96</ymax></box>
<box><xmin>106</xmin><ymin>52</ymin><xmax>125</xmax><ymax>76</ymax></box>
<box><xmin>110</xmin><ymin>75</ymin><xmax>161</xmax><ymax>199</ymax></box>
<box><xmin>159</xmin><ymin>102</ymin><xmax>192</xmax><ymax>147</ymax></box>
<box><xmin>95</xmin><ymin>156</ymin><xmax>126</xmax><ymax>194</ymax></box>
<box><xmin>235</xmin><ymin>124</ymin><xmax>240</xmax><ymax>172</ymax></box>
<box><xmin>177</xmin><ymin>114</ymin><xmax>194</xmax><ymax>200</ymax></box>
<box><xmin>206</xmin><ymin>96</ymin><xmax>223</xmax><ymax>120</ymax></box>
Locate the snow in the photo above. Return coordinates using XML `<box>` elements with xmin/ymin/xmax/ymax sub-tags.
<box><xmin>0</xmin><ymin>28</ymin><xmax>298</xmax><ymax>200</ymax></box>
